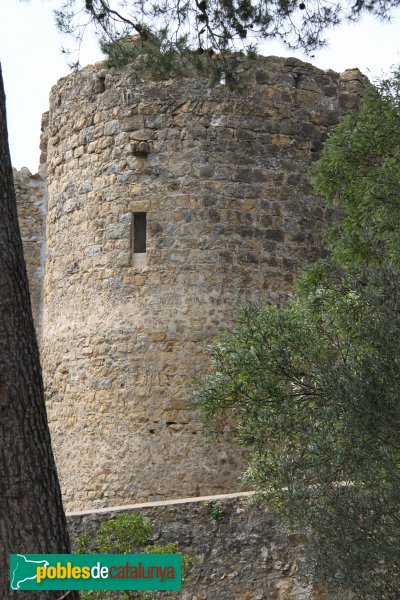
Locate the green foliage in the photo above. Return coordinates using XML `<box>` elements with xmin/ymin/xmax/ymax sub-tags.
<box><xmin>205</xmin><ymin>500</ymin><xmax>223</xmax><ymax>520</ymax></box>
<box><xmin>145</xmin><ymin>542</ymin><xmax>194</xmax><ymax>576</ymax></box>
<box><xmin>99</xmin><ymin>33</ymin><xmax>201</xmax><ymax>75</ymax></box>
<box><xmin>75</xmin><ymin>533</ymin><xmax>92</xmax><ymax>554</ymax></box>
<box><xmin>312</xmin><ymin>72</ymin><xmax>400</xmax><ymax>268</ymax></box>
<box><xmin>99</xmin><ymin>33</ymin><xmax>250</xmax><ymax>89</ymax></box>
<box><xmin>96</xmin><ymin>513</ymin><xmax>154</xmax><ymax>553</ymax></box>
<box><xmin>194</xmin><ymin>71</ymin><xmax>400</xmax><ymax>600</ymax></box>
<box><xmin>73</xmin><ymin>513</ymin><xmax>193</xmax><ymax>600</ymax></box>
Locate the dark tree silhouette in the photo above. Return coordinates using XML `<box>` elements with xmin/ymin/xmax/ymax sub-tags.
<box><xmin>0</xmin><ymin>64</ymin><xmax>78</xmax><ymax>600</ymax></box>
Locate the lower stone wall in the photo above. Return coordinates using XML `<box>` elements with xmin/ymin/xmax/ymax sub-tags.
<box><xmin>67</xmin><ymin>495</ymin><xmax>348</xmax><ymax>599</ymax></box>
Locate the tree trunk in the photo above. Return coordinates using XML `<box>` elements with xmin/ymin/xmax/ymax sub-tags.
<box><xmin>0</xmin><ymin>65</ymin><xmax>78</xmax><ymax>599</ymax></box>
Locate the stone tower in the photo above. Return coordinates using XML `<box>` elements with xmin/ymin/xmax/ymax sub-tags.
<box><xmin>16</xmin><ymin>54</ymin><xmax>366</xmax><ymax>512</ymax></box>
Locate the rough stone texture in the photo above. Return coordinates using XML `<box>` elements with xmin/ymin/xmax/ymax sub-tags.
<box><xmin>13</xmin><ymin>166</ymin><xmax>47</xmax><ymax>336</ymax></box>
<box><xmin>21</xmin><ymin>54</ymin><xmax>367</xmax><ymax>512</ymax></box>
<box><xmin>67</xmin><ymin>496</ymin><xmax>350</xmax><ymax>599</ymax></box>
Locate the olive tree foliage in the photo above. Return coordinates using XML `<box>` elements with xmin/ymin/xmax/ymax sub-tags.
<box><xmin>194</xmin><ymin>73</ymin><xmax>400</xmax><ymax>599</ymax></box>
<box><xmin>54</xmin><ymin>0</ymin><xmax>400</xmax><ymax>67</ymax></box>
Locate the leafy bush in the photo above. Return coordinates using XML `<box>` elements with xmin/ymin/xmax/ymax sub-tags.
<box><xmin>74</xmin><ymin>512</ymin><xmax>192</xmax><ymax>600</ymax></box>
<box><xmin>194</xmin><ymin>72</ymin><xmax>400</xmax><ymax>600</ymax></box>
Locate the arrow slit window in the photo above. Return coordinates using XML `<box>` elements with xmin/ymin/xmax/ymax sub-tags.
<box><xmin>131</xmin><ymin>212</ymin><xmax>147</xmax><ymax>267</ymax></box>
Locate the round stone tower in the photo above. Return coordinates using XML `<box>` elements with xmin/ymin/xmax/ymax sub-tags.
<box><xmin>40</xmin><ymin>54</ymin><xmax>365</xmax><ymax>511</ymax></box>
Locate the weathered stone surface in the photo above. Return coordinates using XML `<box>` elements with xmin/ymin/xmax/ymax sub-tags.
<box><xmin>14</xmin><ymin>166</ymin><xmax>47</xmax><ymax>337</ymax></box>
<box><xmin>67</xmin><ymin>497</ymin><xmax>351</xmax><ymax>599</ymax></box>
<box><xmin>15</xmin><ymin>54</ymin><xmax>367</xmax><ymax>512</ymax></box>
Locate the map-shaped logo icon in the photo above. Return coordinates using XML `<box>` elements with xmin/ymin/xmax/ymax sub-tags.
<box><xmin>10</xmin><ymin>554</ymin><xmax>49</xmax><ymax>590</ymax></box>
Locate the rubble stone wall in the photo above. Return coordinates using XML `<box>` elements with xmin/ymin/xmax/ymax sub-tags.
<box><xmin>35</xmin><ymin>54</ymin><xmax>366</xmax><ymax>511</ymax></box>
<box><xmin>67</xmin><ymin>495</ymin><xmax>350</xmax><ymax>600</ymax></box>
<box><xmin>14</xmin><ymin>166</ymin><xmax>47</xmax><ymax>337</ymax></box>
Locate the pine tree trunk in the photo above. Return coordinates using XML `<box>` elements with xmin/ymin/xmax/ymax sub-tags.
<box><xmin>0</xmin><ymin>65</ymin><xmax>78</xmax><ymax>600</ymax></box>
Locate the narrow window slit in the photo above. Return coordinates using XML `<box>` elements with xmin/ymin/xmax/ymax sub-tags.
<box><xmin>131</xmin><ymin>212</ymin><xmax>147</xmax><ymax>267</ymax></box>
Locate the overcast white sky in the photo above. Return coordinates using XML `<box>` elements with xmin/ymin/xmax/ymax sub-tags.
<box><xmin>0</xmin><ymin>0</ymin><xmax>399</xmax><ymax>172</ymax></box>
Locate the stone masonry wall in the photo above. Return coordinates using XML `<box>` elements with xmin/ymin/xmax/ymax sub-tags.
<box><xmin>67</xmin><ymin>495</ymin><xmax>350</xmax><ymax>599</ymax></box>
<box><xmin>14</xmin><ymin>166</ymin><xmax>47</xmax><ymax>336</ymax></box>
<box><xmin>40</xmin><ymin>53</ymin><xmax>366</xmax><ymax>511</ymax></box>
